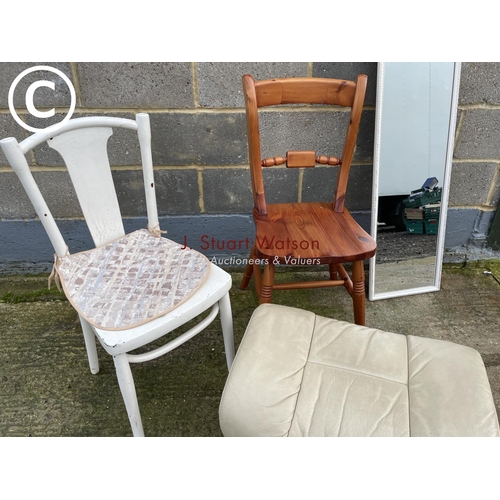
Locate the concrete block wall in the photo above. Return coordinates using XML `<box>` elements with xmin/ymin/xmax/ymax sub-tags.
<box><xmin>448</xmin><ymin>62</ymin><xmax>500</xmax><ymax>250</ymax></box>
<box><xmin>0</xmin><ymin>62</ymin><xmax>499</xmax><ymax>272</ymax></box>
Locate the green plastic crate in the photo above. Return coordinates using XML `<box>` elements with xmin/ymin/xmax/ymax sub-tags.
<box><xmin>423</xmin><ymin>204</ymin><xmax>441</xmax><ymax>219</ymax></box>
<box><xmin>403</xmin><ymin>188</ymin><xmax>442</xmax><ymax>209</ymax></box>
<box><xmin>405</xmin><ymin>220</ymin><xmax>425</xmax><ymax>234</ymax></box>
<box><xmin>424</xmin><ymin>219</ymin><xmax>439</xmax><ymax>235</ymax></box>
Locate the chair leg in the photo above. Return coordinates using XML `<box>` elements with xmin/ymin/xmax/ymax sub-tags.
<box><xmin>240</xmin><ymin>245</ymin><xmax>257</xmax><ymax>290</ymax></box>
<box><xmin>253</xmin><ymin>260</ymin><xmax>262</xmax><ymax>299</ymax></box>
<box><xmin>329</xmin><ymin>262</ymin><xmax>338</xmax><ymax>281</ymax></box>
<box><xmin>259</xmin><ymin>261</ymin><xmax>275</xmax><ymax>304</ymax></box>
<box><xmin>218</xmin><ymin>292</ymin><xmax>235</xmax><ymax>369</ymax></box>
<box><xmin>79</xmin><ymin>315</ymin><xmax>100</xmax><ymax>375</ymax></box>
<box><xmin>352</xmin><ymin>260</ymin><xmax>366</xmax><ymax>326</ymax></box>
<box><xmin>113</xmin><ymin>353</ymin><xmax>145</xmax><ymax>437</ymax></box>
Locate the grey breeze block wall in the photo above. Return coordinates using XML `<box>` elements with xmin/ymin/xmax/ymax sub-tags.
<box><xmin>0</xmin><ymin>62</ymin><xmax>499</xmax><ymax>273</ymax></box>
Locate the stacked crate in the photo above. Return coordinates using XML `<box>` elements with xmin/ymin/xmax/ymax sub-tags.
<box><xmin>403</xmin><ymin>188</ymin><xmax>442</xmax><ymax>235</ymax></box>
<box><xmin>423</xmin><ymin>203</ymin><xmax>440</xmax><ymax>234</ymax></box>
<box><xmin>404</xmin><ymin>206</ymin><xmax>425</xmax><ymax>234</ymax></box>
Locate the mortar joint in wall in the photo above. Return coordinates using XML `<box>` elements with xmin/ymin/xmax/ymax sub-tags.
<box><xmin>192</xmin><ymin>63</ymin><xmax>200</xmax><ymax>109</ymax></box>
<box><xmin>485</xmin><ymin>165</ymin><xmax>500</xmax><ymax>206</ymax></box>
<box><xmin>297</xmin><ymin>168</ymin><xmax>304</xmax><ymax>202</ymax></box>
<box><xmin>69</xmin><ymin>63</ymin><xmax>83</xmax><ymax>108</ymax></box>
<box><xmin>197</xmin><ymin>169</ymin><xmax>205</xmax><ymax>213</ymax></box>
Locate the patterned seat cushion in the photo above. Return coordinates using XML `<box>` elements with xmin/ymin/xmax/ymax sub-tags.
<box><xmin>55</xmin><ymin>229</ymin><xmax>210</xmax><ymax>330</ymax></box>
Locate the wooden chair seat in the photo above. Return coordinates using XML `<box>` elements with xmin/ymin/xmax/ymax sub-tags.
<box><xmin>254</xmin><ymin>202</ymin><xmax>376</xmax><ymax>264</ymax></box>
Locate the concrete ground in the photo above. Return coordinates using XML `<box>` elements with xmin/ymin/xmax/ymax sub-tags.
<box><xmin>0</xmin><ymin>261</ymin><xmax>499</xmax><ymax>437</ymax></box>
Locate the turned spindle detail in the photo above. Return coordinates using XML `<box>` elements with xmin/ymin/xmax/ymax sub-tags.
<box><xmin>316</xmin><ymin>155</ymin><xmax>341</xmax><ymax>166</ymax></box>
<box><xmin>261</xmin><ymin>151</ymin><xmax>341</xmax><ymax>168</ymax></box>
<box><xmin>261</xmin><ymin>156</ymin><xmax>286</xmax><ymax>167</ymax></box>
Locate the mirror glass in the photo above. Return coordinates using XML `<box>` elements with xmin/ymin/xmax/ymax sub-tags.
<box><xmin>369</xmin><ymin>62</ymin><xmax>461</xmax><ymax>300</ymax></box>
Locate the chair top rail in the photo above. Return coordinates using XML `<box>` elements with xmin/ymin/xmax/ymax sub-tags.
<box><xmin>253</xmin><ymin>76</ymin><xmax>358</xmax><ymax>108</ymax></box>
<box><xmin>0</xmin><ymin>113</ymin><xmax>153</xmax><ymax>256</ymax></box>
<box><xmin>8</xmin><ymin>116</ymin><xmax>140</xmax><ymax>154</ymax></box>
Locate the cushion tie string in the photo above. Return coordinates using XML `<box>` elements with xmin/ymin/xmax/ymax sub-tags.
<box><xmin>147</xmin><ymin>223</ymin><xmax>167</xmax><ymax>238</ymax></box>
<box><xmin>48</xmin><ymin>247</ymin><xmax>69</xmax><ymax>292</ymax></box>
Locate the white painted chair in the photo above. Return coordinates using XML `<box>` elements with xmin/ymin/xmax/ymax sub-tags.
<box><xmin>0</xmin><ymin>114</ymin><xmax>235</xmax><ymax>437</ymax></box>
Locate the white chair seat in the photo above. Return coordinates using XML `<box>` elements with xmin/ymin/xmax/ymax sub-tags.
<box><xmin>55</xmin><ymin>229</ymin><xmax>210</xmax><ymax>331</ymax></box>
<box><xmin>94</xmin><ymin>262</ymin><xmax>231</xmax><ymax>355</ymax></box>
<box><xmin>220</xmin><ymin>304</ymin><xmax>500</xmax><ymax>437</ymax></box>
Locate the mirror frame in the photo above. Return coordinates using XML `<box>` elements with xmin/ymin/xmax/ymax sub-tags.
<box><xmin>368</xmin><ymin>62</ymin><xmax>462</xmax><ymax>301</ymax></box>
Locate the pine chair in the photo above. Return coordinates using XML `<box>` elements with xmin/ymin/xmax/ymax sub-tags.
<box><xmin>239</xmin><ymin>74</ymin><xmax>376</xmax><ymax>325</ymax></box>
<box><xmin>0</xmin><ymin>114</ymin><xmax>234</xmax><ymax>437</ymax></box>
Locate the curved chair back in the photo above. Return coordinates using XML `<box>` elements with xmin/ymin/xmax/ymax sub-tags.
<box><xmin>0</xmin><ymin>114</ymin><xmax>158</xmax><ymax>256</ymax></box>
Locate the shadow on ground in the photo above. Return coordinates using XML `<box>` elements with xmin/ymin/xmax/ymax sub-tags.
<box><xmin>0</xmin><ymin>262</ymin><xmax>499</xmax><ymax>437</ymax></box>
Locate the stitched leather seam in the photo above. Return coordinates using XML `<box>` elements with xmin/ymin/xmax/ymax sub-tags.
<box><xmin>287</xmin><ymin>313</ymin><xmax>317</xmax><ymax>437</ymax></box>
<box><xmin>306</xmin><ymin>359</ymin><xmax>408</xmax><ymax>387</ymax></box>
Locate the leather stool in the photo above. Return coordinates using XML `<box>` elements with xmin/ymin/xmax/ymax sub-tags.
<box><xmin>220</xmin><ymin>304</ymin><xmax>499</xmax><ymax>437</ymax></box>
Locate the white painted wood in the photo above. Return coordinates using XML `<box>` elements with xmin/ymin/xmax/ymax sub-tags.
<box><xmin>368</xmin><ymin>63</ymin><xmax>385</xmax><ymax>303</ymax></box>
<box><xmin>0</xmin><ymin>137</ymin><xmax>68</xmax><ymax>257</ymax></box>
<box><xmin>434</xmin><ymin>63</ymin><xmax>461</xmax><ymax>291</ymax></box>
<box><xmin>136</xmin><ymin>114</ymin><xmax>159</xmax><ymax>231</ymax></box>
<box><xmin>219</xmin><ymin>292</ymin><xmax>235</xmax><ymax>369</ymax></box>
<box><xmin>79</xmin><ymin>316</ymin><xmax>100</xmax><ymax>374</ymax></box>
<box><xmin>113</xmin><ymin>353</ymin><xmax>145</xmax><ymax>437</ymax></box>
<box><xmin>19</xmin><ymin>116</ymin><xmax>138</xmax><ymax>154</ymax></box>
<box><xmin>369</xmin><ymin>285</ymin><xmax>439</xmax><ymax>302</ymax></box>
<box><xmin>127</xmin><ymin>303</ymin><xmax>220</xmax><ymax>363</ymax></box>
<box><xmin>48</xmin><ymin>127</ymin><xmax>125</xmax><ymax>247</ymax></box>
<box><xmin>0</xmin><ymin>114</ymin><xmax>235</xmax><ymax>437</ymax></box>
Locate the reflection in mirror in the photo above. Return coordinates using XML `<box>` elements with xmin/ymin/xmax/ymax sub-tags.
<box><xmin>369</xmin><ymin>62</ymin><xmax>461</xmax><ymax>300</ymax></box>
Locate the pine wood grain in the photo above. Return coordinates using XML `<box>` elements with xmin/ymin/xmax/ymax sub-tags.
<box><xmin>240</xmin><ymin>74</ymin><xmax>374</xmax><ymax>325</ymax></box>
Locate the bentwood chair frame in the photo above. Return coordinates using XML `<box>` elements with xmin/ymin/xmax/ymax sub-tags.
<box><xmin>0</xmin><ymin>114</ymin><xmax>235</xmax><ymax>436</ymax></box>
<box><xmin>239</xmin><ymin>74</ymin><xmax>376</xmax><ymax>325</ymax></box>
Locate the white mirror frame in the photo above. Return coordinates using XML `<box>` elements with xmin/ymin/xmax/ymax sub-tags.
<box><xmin>368</xmin><ymin>62</ymin><xmax>462</xmax><ymax>301</ymax></box>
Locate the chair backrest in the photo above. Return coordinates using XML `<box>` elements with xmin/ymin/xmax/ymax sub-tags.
<box><xmin>242</xmin><ymin>74</ymin><xmax>367</xmax><ymax>215</ymax></box>
<box><xmin>0</xmin><ymin>114</ymin><xmax>159</xmax><ymax>257</ymax></box>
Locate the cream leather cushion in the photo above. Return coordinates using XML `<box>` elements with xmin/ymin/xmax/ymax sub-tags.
<box><xmin>219</xmin><ymin>304</ymin><xmax>499</xmax><ymax>437</ymax></box>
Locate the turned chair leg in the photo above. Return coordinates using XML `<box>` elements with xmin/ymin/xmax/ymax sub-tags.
<box><xmin>253</xmin><ymin>260</ymin><xmax>262</xmax><ymax>299</ymax></box>
<box><xmin>259</xmin><ymin>262</ymin><xmax>275</xmax><ymax>304</ymax></box>
<box><xmin>352</xmin><ymin>260</ymin><xmax>366</xmax><ymax>326</ymax></box>
<box><xmin>240</xmin><ymin>244</ymin><xmax>257</xmax><ymax>290</ymax></box>
<box><xmin>328</xmin><ymin>262</ymin><xmax>339</xmax><ymax>281</ymax></box>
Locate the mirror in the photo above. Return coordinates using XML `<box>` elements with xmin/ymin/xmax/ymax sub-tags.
<box><xmin>369</xmin><ymin>62</ymin><xmax>461</xmax><ymax>300</ymax></box>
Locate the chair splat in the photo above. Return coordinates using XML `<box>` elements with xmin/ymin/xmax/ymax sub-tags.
<box><xmin>261</xmin><ymin>151</ymin><xmax>341</xmax><ymax>168</ymax></box>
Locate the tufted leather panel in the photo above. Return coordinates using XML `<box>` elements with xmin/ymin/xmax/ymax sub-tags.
<box><xmin>220</xmin><ymin>304</ymin><xmax>499</xmax><ymax>437</ymax></box>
